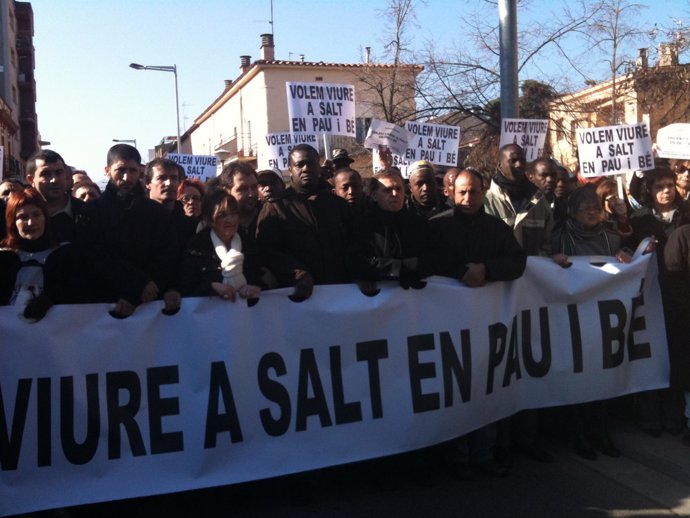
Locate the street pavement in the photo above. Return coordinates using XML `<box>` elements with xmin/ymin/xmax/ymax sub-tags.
<box><xmin>70</xmin><ymin>414</ymin><xmax>690</xmax><ymax>518</ymax></box>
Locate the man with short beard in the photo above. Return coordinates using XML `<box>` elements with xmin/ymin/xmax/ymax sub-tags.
<box><xmin>256</xmin><ymin>144</ymin><xmax>351</xmax><ymax>300</ymax></box>
<box><xmin>220</xmin><ymin>162</ymin><xmax>261</xmax><ymax>246</ymax></box>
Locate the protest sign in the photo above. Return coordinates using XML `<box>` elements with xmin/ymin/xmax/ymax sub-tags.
<box><xmin>286</xmin><ymin>82</ymin><xmax>356</xmax><ymax>137</ymax></box>
<box><xmin>0</xmin><ymin>255</ymin><xmax>667</xmax><ymax>516</ymax></box>
<box><xmin>499</xmin><ymin>118</ymin><xmax>549</xmax><ymax>161</ymax></box>
<box><xmin>656</xmin><ymin>123</ymin><xmax>690</xmax><ymax>160</ymax></box>
<box><xmin>576</xmin><ymin>122</ymin><xmax>654</xmax><ymax>177</ymax></box>
<box><xmin>258</xmin><ymin>132</ymin><xmax>319</xmax><ymax>171</ymax></box>
<box><xmin>167</xmin><ymin>153</ymin><xmax>218</xmax><ymax>181</ymax></box>
<box><xmin>405</xmin><ymin>121</ymin><xmax>460</xmax><ymax>168</ymax></box>
<box><xmin>364</xmin><ymin>119</ymin><xmax>410</xmax><ymax>156</ymax></box>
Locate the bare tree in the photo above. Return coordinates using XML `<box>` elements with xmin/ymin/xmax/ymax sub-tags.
<box><xmin>357</xmin><ymin>0</ymin><xmax>424</xmax><ymax>124</ymax></box>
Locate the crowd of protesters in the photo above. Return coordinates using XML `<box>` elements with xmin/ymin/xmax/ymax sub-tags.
<box><xmin>3</xmin><ymin>141</ymin><xmax>690</xmax><ymax>495</ymax></box>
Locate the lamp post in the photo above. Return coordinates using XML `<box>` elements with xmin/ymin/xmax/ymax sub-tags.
<box><xmin>112</xmin><ymin>138</ymin><xmax>137</xmax><ymax>150</ymax></box>
<box><xmin>129</xmin><ymin>63</ymin><xmax>181</xmax><ymax>154</ymax></box>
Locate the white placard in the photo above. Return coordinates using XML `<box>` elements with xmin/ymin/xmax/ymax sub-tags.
<box><xmin>286</xmin><ymin>82</ymin><xmax>356</xmax><ymax>137</ymax></box>
<box><xmin>656</xmin><ymin>123</ymin><xmax>690</xmax><ymax>160</ymax></box>
<box><xmin>364</xmin><ymin>119</ymin><xmax>410</xmax><ymax>156</ymax></box>
<box><xmin>576</xmin><ymin>122</ymin><xmax>654</xmax><ymax>177</ymax></box>
<box><xmin>499</xmin><ymin>118</ymin><xmax>549</xmax><ymax>161</ymax></box>
<box><xmin>258</xmin><ymin>132</ymin><xmax>320</xmax><ymax>171</ymax></box>
<box><xmin>167</xmin><ymin>153</ymin><xmax>218</xmax><ymax>181</ymax></box>
<box><xmin>405</xmin><ymin>121</ymin><xmax>460</xmax><ymax>168</ymax></box>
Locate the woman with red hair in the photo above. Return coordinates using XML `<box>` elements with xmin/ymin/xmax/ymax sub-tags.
<box><xmin>0</xmin><ymin>188</ymin><xmax>87</xmax><ymax>321</ymax></box>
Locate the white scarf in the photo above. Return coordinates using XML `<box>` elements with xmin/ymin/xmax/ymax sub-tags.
<box><xmin>210</xmin><ymin>230</ymin><xmax>247</xmax><ymax>290</ymax></box>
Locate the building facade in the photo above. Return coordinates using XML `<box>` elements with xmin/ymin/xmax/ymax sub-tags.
<box><xmin>180</xmin><ymin>34</ymin><xmax>423</xmax><ymax>171</ymax></box>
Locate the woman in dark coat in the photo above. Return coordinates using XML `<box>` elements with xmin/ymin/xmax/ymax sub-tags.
<box><xmin>0</xmin><ymin>188</ymin><xmax>87</xmax><ymax>321</ymax></box>
<box><xmin>629</xmin><ymin>169</ymin><xmax>689</xmax><ymax>436</ymax></box>
<box><xmin>552</xmin><ymin>187</ymin><xmax>632</xmax><ymax>460</ymax></box>
<box><xmin>178</xmin><ymin>189</ymin><xmax>261</xmax><ymax>302</ymax></box>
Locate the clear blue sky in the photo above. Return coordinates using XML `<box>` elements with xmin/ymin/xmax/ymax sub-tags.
<box><xmin>30</xmin><ymin>0</ymin><xmax>686</xmax><ymax>182</ymax></box>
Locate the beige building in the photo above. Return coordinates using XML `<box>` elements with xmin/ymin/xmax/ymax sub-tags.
<box><xmin>180</xmin><ymin>34</ymin><xmax>423</xmax><ymax>171</ymax></box>
<box><xmin>549</xmin><ymin>43</ymin><xmax>690</xmax><ymax>170</ymax></box>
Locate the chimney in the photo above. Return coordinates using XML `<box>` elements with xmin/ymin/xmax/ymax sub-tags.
<box><xmin>240</xmin><ymin>55</ymin><xmax>251</xmax><ymax>73</ymax></box>
<box><xmin>260</xmin><ymin>33</ymin><xmax>275</xmax><ymax>61</ymax></box>
<box><xmin>365</xmin><ymin>46</ymin><xmax>371</xmax><ymax>64</ymax></box>
<box><xmin>658</xmin><ymin>43</ymin><xmax>679</xmax><ymax>67</ymax></box>
<box><xmin>636</xmin><ymin>48</ymin><xmax>648</xmax><ymax>69</ymax></box>
<box><xmin>224</xmin><ymin>80</ymin><xmax>232</xmax><ymax>88</ymax></box>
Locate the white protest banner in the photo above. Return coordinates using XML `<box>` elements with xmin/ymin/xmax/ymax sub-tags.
<box><xmin>499</xmin><ymin>118</ymin><xmax>549</xmax><ymax>161</ymax></box>
<box><xmin>656</xmin><ymin>123</ymin><xmax>690</xmax><ymax>160</ymax></box>
<box><xmin>167</xmin><ymin>153</ymin><xmax>218</xmax><ymax>181</ymax></box>
<box><xmin>576</xmin><ymin>122</ymin><xmax>654</xmax><ymax>177</ymax></box>
<box><xmin>364</xmin><ymin>119</ymin><xmax>410</xmax><ymax>156</ymax></box>
<box><xmin>258</xmin><ymin>132</ymin><xmax>320</xmax><ymax>171</ymax></box>
<box><xmin>405</xmin><ymin>121</ymin><xmax>460</xmax><ymax>168</ymax></box>
<box><xmin>286</xmin><ymin>82</ymin><xmax>356</xmax><ymax>137</ymax></box>
<box><xmin>0</xmin><ymin>255</ymin><xmax>667</xmax><ymax>516</ymax></box>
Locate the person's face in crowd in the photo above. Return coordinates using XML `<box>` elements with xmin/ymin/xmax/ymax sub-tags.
<box><xmin>212</xmin><ymin>201</ymin><xmax>240</xmax><ymax>246</ymax></box>
<box><xmin>332</xmin><ymin>171</ymin><xmax>362</xmax><ymax>205</ymax></box>
<box><xmin>409</xmin><ymin>169</ymin><xmax>437</xmax><ymax>207</ymax></box>
<box><xmin>147</xmin><ymin>165</ymin><xmax>180</xmax><ymax>205</ymax></box>
<box><xmin>673</xmin><ymin>160</ymin><xmax>690</xmax><ymax>194</ymax></box>
<box><xmin>554</xmin><ymin>169</ymin><xmax>571</xmax><ymax>199</ymax></box>
<box><xmin>15</xmin><ymin>203</ymin><xmax>45</xmax><ymax>240</ymax></box>
<box><xmin>180</xmin><ymin>185</ymin><xmax>202</xmax><ymax>217</ymax></box>
<box><xmin>257</xmin><ymin>174</ymin><xmax>284</xmax><ymax>202</ymax></box>
<box><xmin>574</xmin><ymin>201</ymin><xmax>602</xmax><ymax>229</ymax></box>
<box><xmin>528</xmin><ymin>162</ymin><xmax>558</xmax><ymax>196</ymax></box>
<box><xmin>106</xmin><ymin>159</ymin><xmax>141</xmax><ymax>195</ymax></box>
<box><xmin>74</xmin><ymin>184</ymin><xmax>100</xmax><ymax>202</ymax></box>
<box><xmin>443</xmin><ymin>170</ymin><xmax>459</xmax><ymax>198</ymax></box>
<box><xmin>289</xmin><ymin>149</ymin><xmax>320</xmax><ymax>193</ymax></box>
<box><xmin>374</xmin><ymin>175</ymin><xmax>405</xmax><ymax>212</ymax></box>
<box><xmin>453</xmin><ymin>172</ymin><xmax>486</xmax><ymax>215</ymax></box>
<box><xmin>229</xmin><ymin>173</ymin><xmax>259</xmax><ymax>214</ymax></box>
<box><xmin>30</xmin><ymin>159</ymin><xmax>68</xmax><ymax>203</ymax></box>
<box><xmin>72</xmin><ymin>172</ymin><xmax>90</xmax><ymax>185</ymax></box>
<box><xmin>0</xmin><ymin>180</ymin><xmax>19</xmax><ymax>199</ymax></box>
<box><xmin>652</xmin><ymin>177</ymin><xmax>676</xmax><ymax>210</ymax></box>
<box><xmin>498</xmin><ymin>145</ymin><xmax>525</xmax><ymax>181</ymax></box>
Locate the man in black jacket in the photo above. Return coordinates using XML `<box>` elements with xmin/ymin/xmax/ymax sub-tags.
<box><xmin>256</xmin><ymin>144</ymin><xmax>351</xmax><ymax>300</ymax></box>
<box><xmin>426</xmin><ymin>168</ymin><xmax>526</xmax><ymax>479</ymax></box>
<box><xmin>82</xmin><ymin>144</ymin><xmax>178</xmax><ymax>317</ymax></box>
<box><xmin>26</xmin><ymin>149</ymin><xmax>87</xmax><ymax>243</ymax></box>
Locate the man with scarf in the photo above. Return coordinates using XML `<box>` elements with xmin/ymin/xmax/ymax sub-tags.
<box><xmin>484</xmin><ymin>144</ymin><xmax>553</xmax><ymax>256</ymax></box>
<box><xmin>483</xmin><ymin>143</ymin><xmax>555</xmax><ymax>465</ymax></box>
<box><xmin>256</xmin><ymin>144</ymin><xmax>351</xmax><ymax>301</ymax></box>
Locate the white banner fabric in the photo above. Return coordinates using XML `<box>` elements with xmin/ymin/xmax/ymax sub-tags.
<box><xmin>656</xmin><ymin>123</ymin><xmax>690</xmax><ymax>160</ymax></box>
<box><xmin>0</xmin><ymin>255</ymin><xmax>668</xmax><ymax>515</ymax></box>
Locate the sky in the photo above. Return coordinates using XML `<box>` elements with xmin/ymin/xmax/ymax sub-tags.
<box><xmin>29</xmin><ymin>0</ymin><xmax>688</xmax><ymax>183</ymax></box>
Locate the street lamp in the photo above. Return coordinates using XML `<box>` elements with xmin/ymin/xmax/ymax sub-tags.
<box><xmin>112</xmin><ymin>138</ymin><xmax>137</xmax><ymax>150</ymax></box>
<box><xmin>129</xmin><ymin>63</ymin><xmax>181</xmax><ymax>154</ymax></box>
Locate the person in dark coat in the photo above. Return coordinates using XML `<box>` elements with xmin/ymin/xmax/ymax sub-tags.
<box><xmin>427</xmin><ymin>168</ymin><xmax>526</xmax><ymax>479</ymax></box>
<box><xmin>663</xmin><ymin>225</ymin><xmax>690</xmax><ymax>446</ymax></box>
<box><xmin>179</xmin><ymin>190</ymin><xmax>261</xmax><ymax>301</ymax></box>
<box><xmin>81</xmin><ymin>144</ymin><xmax>178</xmax><ymax>318</ymax></box>
<box><xmin>350</xmin><ymin>168</ymin><xmax>429</xmax><ymax>294</ymax></box>
<box><xmin>256</xmin><ymin>144</ymin><xmax>351</xmax><ymax>300</ymax></box>
<box><xmin>26</xmin><ymin>149</ymin><xmax>88</xmax><ymax>244</ymax></box>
